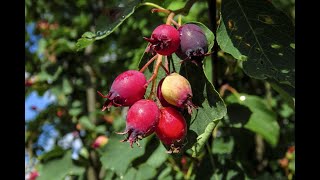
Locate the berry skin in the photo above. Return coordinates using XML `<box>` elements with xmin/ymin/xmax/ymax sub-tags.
<box><xmin>161</xmin><ymin>73</ymin><xmax>196</xmax><ymax>114</ymax></box>
<box><xmin>157</xmin><ymin>78</ymin><xmax>175</xmax><ymax>108</ymax></box>
<box><xmin>118</xmin><ymin>99</ymin><xmax>160</xmax><ymax>147</ymax></box>
<box><xmin>98</xmin><ymin>70</ymin><xmax>147</xmax><ymax>111</ymax></box>
<box><xmin>175</xmin><ymin>24</ymin><xmax>208</xmax><ymax>65</ymax></box>
<box><xmin>156</xmin><ymin>107</ymin><xmax>187</xmax><ymax>153</ymax></box>
<box><xmin>144</xmin><ymin>24</ymin><xmax>180</xmax><ymax>55</ymax></box>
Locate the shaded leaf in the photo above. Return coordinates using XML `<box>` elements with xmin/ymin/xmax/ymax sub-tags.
<box><xmin>145</xmin><ymin>143</ymin><xmax>169</xmax><ymax>168</ymax></box>
<box><xmin>76</xmin><ymin>0</ymin><xmax>141</xmax><ymax>51</ymax></box>
<box><xmin>212</xmin><ymin>136</ymin><xmax>235</xmax><ymax>154</ymax></box>
<box><xmin>226</xmin><ymin>94</ymin><xmax>280</xmax><ymax>147</ymax></box>
<box><xmin>217</xmin><ymin>0</ymin><xmax>295</xmax><ymax>90</ymax></box>
<box><xmin>136</xmin><ymin>164</ymin><xmax>157</xmax><ymax>180</ymax></box>
<box><xmin>38</xmin><ymin>151</ymin><xmax>85</xmax><ymax>180</ymax></box>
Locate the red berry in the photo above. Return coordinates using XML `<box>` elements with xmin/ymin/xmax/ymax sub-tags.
<box><xmin>161</xmin><ymin>73</ymin><xmax>196</xmax><ymax>114</ymax></box>
<box><xmin>175</xmin><ymin>24</ymin><xmax>208</xmax><ymax>65</ymax></box>
<box><xmin>144</xmin><ymin>24</ymin><xmax>180</xmax><ymax>55</ymax></box>
<box><xmin>28</xmin><ymin>170</ymin><xmax>39</xmax><ymax>180</ymax></box>
<box><xmin>156</xmin><ymin>107</ymin><xmax>187</xmax><ymax>153</ymax></box>
<box><xmin>98</xmin><ymin>70</ymin><xmax>147</xmax><ymax>111</ymax></box>
<box><xmin>118</xmin><ymin>99</ymin><xmax>160</xmax><ymax>147</ymax></box>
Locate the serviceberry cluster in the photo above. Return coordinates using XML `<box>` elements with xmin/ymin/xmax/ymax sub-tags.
<box><xmin>97</xmin><ymin>11</ymin><xmax>208</xmax><ymax>153</ymax></box>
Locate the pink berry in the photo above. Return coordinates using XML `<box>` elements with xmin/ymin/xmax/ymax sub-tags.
<box><xmin>98</xmin><ymin>70</ymin><xmax>147</xmax><ymax>111</ymax></box>
<box><xmin>117</xmin><ymin>99</ymin><xmax>160</xmax><ymax>147</ymax></box>
<box><xmin>144</xmin><ymin>24</ymin><xmax>180</xmax><ymax>55</ymax></box>
<box><xmin>156</xmin><ymin>107</ymin><xmax>187</xmax><ymax>153</ymax></box>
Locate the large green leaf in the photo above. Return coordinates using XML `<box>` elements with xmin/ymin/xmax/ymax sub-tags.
<box><xmin>76</xmin><ymin>0</ymin><xmax>141</xmax><ymax>51</ymax></box>
<box><xmin>99</xmin><ymin>134</ymin><xmax>148</xmax><ymax>176</ymax></box>
<box><xmin>38</xmin><ymin>151</ymin><xmax>85</xmax><ymax>180</ymax></box>
<box><xmin>226</xmin><ymin>93</ymin><xmax>280</xmax><ymax>147</ymax></box>
<box><xmin>217</xmin><ymin>0</ymin><xmax>295</xmax><ymax>90</ymax></box>
<box><xmin>138</xmin><ymin>21</ymin><xmax>226</xmax><ymax>156</ymax></box>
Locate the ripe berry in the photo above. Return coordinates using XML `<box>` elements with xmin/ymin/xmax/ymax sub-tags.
<box><xmin>98</xmin><ymin>70</ymin><xmax>147</xmax><ymax>111</ymax></box>
<box><xmin>156</xmin><ymin>107</ymin><xmax>187</xmax><ymax>153</ymax></box>
<box><xmin>175</xmin><ymin>24</ymin><xmax>208</xmax><ymax>64</ymax></box>
<box><xmin>144</xmin><ymin>24</ymin><xmax>180</xmax><ymax>55</ymax></box>
<box><xmin>161</xmin><ymin>73</ymin><xmax>196</xmax><ymax>114</ymax></box>
<box><xmin>118</xmin><ymin>99</ymin><xmax>160</xmax><ymax>147</ymax></box>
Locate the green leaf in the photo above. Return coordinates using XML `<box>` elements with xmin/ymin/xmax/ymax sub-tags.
<box><xmin>79</xmin><ymin>116</ymin><xmax>95</xmax><ymax>131</ymax></box>
<box><xmin>226</xmin><ymin>94</ymin><xmax>280</xmax><ymax>147</ymax></box>
<box><xmin>38</xmin><ymin>146</ymin><xmax>65</xmax><ymax>162</ymax></box>
<box><xmin>76</xmin><ymin>0</ymin><xmax>141</xmax><ymax>51</ymax></box>
<box><xmin>38</xmin><ymin>151</ymin><xmax>85</xmax><ymax>180</ymax></box>
<box><xmin>135</xmin><ymin>164</ymin><xmax>157</xmax><ymax>180</ymax></box>
<box><xmin>212</xmin><ymin>136</ymin><xmax>235</xmax><ymax>154</ymax></box>
<box><xmin>99</xmin><ymin>134</ymin><xmax>147</xmax><ymax>176</ymax></box>
<box><xmin>145</xmin><ymin>143</ymin><xmax>169</xmax><ymax>168</ymax></box>
<box><xmin>180</xmin><ymin>63</ymin><xmax>226</xmax><ymax>156</ymax></box>
<box><xmin>62</xmin><ymin>78</ymin><xmax>73</xmax><ymax>94</ymax></box>
<box><xmin>217</xmin><ymin>0</ymin><xmax>295</xmax><ymax>90</ymax></box>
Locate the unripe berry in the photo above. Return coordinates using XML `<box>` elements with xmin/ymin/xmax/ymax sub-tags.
<box><xmin>92</xmin><ymin>135</ymin><xmax>109</xmax><ymax>149</ymax></box>
<box><xmin>156</xmin><ymin>107</ymin><xmax>187</xmax><ymax>153</ymax></box>
<box><xmin>175</xmin><ymin>24</ymin><xmax>208</xmax><ymax>64</ymax></box>
<box><xmin>161</xmin><ymin>73</ymin><xmax>196</xmax><ymax>114</ymax></box>
<box><xmin>157</xmin><ymin>78</ymin><xmax>175</xmax><ymax>108</ymax></box>
<box><xmin>118</xmin><ymin>99</ymin><xmax>160</xmax><ymax>147</ymax></box>
<box><xmin>144</xmin><ymin>24</ymin><xmax>180</xmax><ymax>55</ymax></box>
<box><xmin>98</xmin><ymin>70</ymin><xmax>147</xmax><ymax>111</ymax></box>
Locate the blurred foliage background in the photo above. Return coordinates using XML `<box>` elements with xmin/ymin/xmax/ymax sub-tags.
<box><xmin>25</xmin><ymin>0</ymin><xmax>295</xmax><ymax>179</ymax></box>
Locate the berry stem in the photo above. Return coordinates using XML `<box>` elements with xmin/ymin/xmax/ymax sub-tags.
<box><xmin>170</xmin><ymin>19</ymin><xmax>180</xmax><ymax>28</ymax></box>
<box><xmin>160</xmin><ymin>63</ymin><xmax>170</xmax><ymax>75</ymax></box>
<box><xmin>139</xmin><ymin>2</ymin><xmax>170</xmax><ymax>14</ymax></box>
<box><xmin>219</xmin><ymin>84</ymin><xmax>240</xmax><ymax>98</ymax></box>
<box><xmin>139</xmin><ymin>54</ymin><xmax>158</xmax><ymax>73</ymax></box>
<box><xmin>151</xmin><ymin>8</ymin><xmax>170</xmax><ymax>14</ymax></box>
<box><xmin>165</xmin><ymin>56</ymin><xmax>170</xmax><ymax>73</ymax></box>
<box><xmin>166</xmin><ymin>12</ymin><xmax>175</xmax><ymax>25</ymax></box>
<box><xmin>147</xmin><ymin>55</ymin><xmax>163</xmax><ymax>85</ymax></box>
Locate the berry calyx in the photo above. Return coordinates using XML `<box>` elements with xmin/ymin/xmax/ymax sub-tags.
<box><xmin>161</xmin><ymin>73</ymin><xmax>196</xmax><ymax>114</ymax></box>
<box><xmin>175</xmin><ymin>24</ymin><xmax>208</xmax><ymax>65</ymax></box>
<box><xmin>98</xmin><ymin>70</ymin><xmax>147</xmax><ymax>111</ymax></box>
<box><xmin>144</xmin><ymin>24</ymin><xmax>180</xmax><ymax>55</ymax></box>
<box><xmin>156</xmin><ymin>107</ymin><xmax>187</xmax><ymax>153</ymax></box>
<box><xmin>117</xmin><ymin>99</ymin><xmax>160</xmax><ymax>147</ymax></box>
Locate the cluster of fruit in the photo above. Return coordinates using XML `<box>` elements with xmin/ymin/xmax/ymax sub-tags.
<box><xmin>98</xmin><ymin>22</ymin><xmax>208</xmax><ymax>153</ymax></box>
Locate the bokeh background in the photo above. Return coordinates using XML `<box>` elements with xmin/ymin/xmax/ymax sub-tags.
<box><xmin>25</xmin><ymin>0</ymin><xmax>295</xmax><ymax>179</ymax></box>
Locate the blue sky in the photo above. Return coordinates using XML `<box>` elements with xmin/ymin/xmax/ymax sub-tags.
<box><xmin>25</xmin><ymin>91</ymin><xmax>56</xmax><ymax>121</ymax></box>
